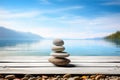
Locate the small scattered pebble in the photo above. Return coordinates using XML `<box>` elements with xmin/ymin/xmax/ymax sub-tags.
<box><xmin>95</xmin><ymin>74</ymin><xmax>104</xmax><ymax>80</ymax></box>
<box><xmin>42</xmin><ymin>75</ymin><xmax>48</xmax><ymax>79</ymax></box>
<box><xmin>52</xmin><ymin>78</ymin><xmax>58</xmax><ymax>80</ymax></box>
<box><xmin>56</xmin><ymin>75</ymin><xmax>61</xmax><ymax>78</ymax></box>
<box><xmin>63</xmin><ymin>78</ymin><xmax>68</xmax><ymax>80</ymax></box>
<box><xmin>21</xmin><ymin>77</ymin><xmax>29</xmax><ymax>80</ymax></box>
<box><xmin>90</xmin><ymin>75</ymin><xmax>96</xmax><ymax>80</ymax></box>
<box><xmin>5</xmin><ymin>75</ymin><xmax>16</xmax><ymax>79</ymax></box>
<box><xmin>0</xmin><ymin>74</ymin><xmax>120</xmax><ymax>80</ymax></box>
<box><xmin>24</xmin><ymin>74</ymin><xmax>33</xmax><ymax>78</ymax></box>
<box><xmin>73</xmin><ymin>76</ymin><xmax>80</xmax><ymax>80</ymax></box>
<box><xmin>36</xmin><ymin>76</ymin><xmax>42</xmax><ymax>80</ymax></box>
<box><xmin>63</xmin><ymin>74</ymin><xmax>71</xmax><ymax>78</ymax></box>
<box><xmin>28</xmin><ymin>77</ymin><xmax>37</xmax><ymax>80</ymax></box>
<box><xmin>0</xmin><ymin>75</ymin><xmax>3</xmax><ymax>78</ymax></box>
<box><xmin>82</xmin><ymin>75</ymin><xmax>88</xmax><ymax>79</ymax></box>
<box><xmin>14</xmin><ymin>78</ymin><xmax>21</xmax><ymax>80</ymax></box>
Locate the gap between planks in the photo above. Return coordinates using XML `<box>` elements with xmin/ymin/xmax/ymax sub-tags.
<box><xmin>0</xmin><ymin>67</ymin><xmax>120</xmax><ymax>74</ymax></box>
<box><xmin>0</xmin><ymin>63</ymin><xmax>120</xmax><ymax>67</ymax></box>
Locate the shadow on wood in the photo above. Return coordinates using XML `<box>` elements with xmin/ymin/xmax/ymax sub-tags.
<box><xmin>56</xmin><ymin>64</ymin><xmax>76</xmax><ymax>67</ymax></box>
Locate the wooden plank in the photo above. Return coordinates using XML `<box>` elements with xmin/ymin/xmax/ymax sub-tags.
<box><xmin>0</xmin><ymin>67</ymin><xmax>120</xmax><ymax>74</ymax></box>
<box><xmin>0</xmin><ymin>63</ymin><xmax>120</xmax><ymax>67</ymax></box>
<box><xmin>0</xmin><ymin>56</ymin><xmax>120</xmax><ymax>63</ymax></box>
<box><xmin>0</xmin><ymin>56</ymin><xmax>120</xmax><ymax>60</ymax></box>
<box><xmin>0</xmin><ymin>60</ymin><xmax>120</xmax><ymax>63</ymax></box>
<box><xmin>0</xmin><ymin>56</ymin><xmax>120</xmax><ymax>74</ymax></box>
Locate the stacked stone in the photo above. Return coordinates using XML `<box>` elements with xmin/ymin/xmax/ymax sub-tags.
<box><xmin>49</xmin><ymin>39</ymin><xmax>71</xmax><ymax>66</ymax></box>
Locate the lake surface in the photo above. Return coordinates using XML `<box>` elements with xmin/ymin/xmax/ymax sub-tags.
<box><xmin>0</xmin><ymin>39</ymin><xmax>120</xmax><ymax>56</ymax></box>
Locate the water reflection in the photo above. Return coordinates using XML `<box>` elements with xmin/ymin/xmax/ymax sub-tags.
<box><xmin>0</xmin><ymin>40</ymin><xmax>41</xmax><ymax>47</ymax></box>
<box><xmin>0</xmin><ymin>39</ymin><xmax>52</xmax><ymax>56</ymax></box>
<box><xmin>105</xmin><ymin>39</ymin><xmax>120</xmax><ymax>47</ymax></box>
<box><xmin>0</xmin><ymin>39</ymin><xmax>120</xmax><ymax>56</ymax></box>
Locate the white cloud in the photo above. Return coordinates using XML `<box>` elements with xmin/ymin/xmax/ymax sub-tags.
<box><xmin>27</xmin><ymin>27</ymin><xmax>111</xmax><ymax>39</ymax></box>
<box><xmin>55</xmin><ymin>6</ymin><xmax>83</xmax><ymax>12</ymax></box>
<box><xmin>0</xmin><ymin>20</ymin><xmax>15</xmax><ymax>27</ymax></box>
<box><xmin>0</xmin><ymin>8</ymin><xmax>120</xmax><ymax>39</ymax></box>
<box><xmin>88</xmin><ymin>14</ymin><xmax>120</xmax><ymax>30</ymax></box>
<box><xmin>37</xmin><ymin>6</ymin><xmax>83</xmax><ymax>14</ymax></box>
<box><xmin>0</xmin><ymin>9</ymin><xmax>40</xmax><ymax>19</ymax></box>
<box><xmin>0</xmin><ymin>5</ymin><xmax>82</xmax><ymax>18</ymax></box>
<box><xmin>102</xmin><ymin>0</ymin><xmax>120</xmax><ymax>5</ymax></box>
<box><xmin>37</xmin><ymin>13</ymin><xmax>120</xmax><ymax>39</ymax></box>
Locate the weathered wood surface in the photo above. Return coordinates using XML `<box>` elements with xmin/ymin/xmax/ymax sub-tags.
<box><xmin>0</xmin><ymin>56</ymin><xmax>120</xmax><ymax>74</ymax></box>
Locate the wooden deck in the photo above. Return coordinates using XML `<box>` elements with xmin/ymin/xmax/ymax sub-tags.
<box><xmin>0</xmin><ymin>56</ymin><xmax>120</xmax><ymax>74</ymax></box>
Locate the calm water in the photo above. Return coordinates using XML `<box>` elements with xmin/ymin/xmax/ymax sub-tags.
<box><xmin>0</xmin><ymin>39</ymin><xmax>120</xmax><ymax>56</ymax></box>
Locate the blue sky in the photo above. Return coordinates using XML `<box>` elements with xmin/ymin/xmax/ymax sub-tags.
<box><xmin>0</xmin><ymin>0</ymin><xmax>120</xmax><ymax>39</ymax></box>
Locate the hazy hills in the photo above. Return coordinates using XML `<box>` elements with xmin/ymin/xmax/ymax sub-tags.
<box><xmin>0</xmin><ymin>26</ymin><xmax>119</xmax><ymax>41</ymax></box>
<box><xmin>0</xmin><ymin>26</ymin><xmax>42</xmax><ymax>40</ymax></box>
<box><xmin>104</xmin><ymin>31</ymin><xmax>120</xmax><ymax>46</ymax></box>
<box><xmin>105</xmin><ymin>31</ymin><xmax>120</xmax><ymax>40</ymax></box>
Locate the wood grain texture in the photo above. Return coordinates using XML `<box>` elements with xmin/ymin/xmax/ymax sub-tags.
<box><xmin>0</xmin><ymin>56</ymin><xmax>120</xmax><ymax>74</ymax></box>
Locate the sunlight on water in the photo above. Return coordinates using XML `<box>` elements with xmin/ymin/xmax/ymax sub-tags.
<box><xmin>0</xmin><ymin>39</ymin><xmax>120</xmax><ymax>56</ymax></box>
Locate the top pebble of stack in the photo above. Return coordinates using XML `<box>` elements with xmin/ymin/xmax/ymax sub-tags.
<box><xmin>53</xmin><ymin>39</ymin><xmax>64</xmax><ymax>46</ymax></box>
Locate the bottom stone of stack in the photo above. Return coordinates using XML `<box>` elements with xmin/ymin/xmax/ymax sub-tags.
<box><xmin>48</xmin><ymin>57</ymin><xmax>70</xmax><ymax>66</ymax></box>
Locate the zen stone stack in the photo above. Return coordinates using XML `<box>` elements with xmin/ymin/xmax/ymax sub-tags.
<box><xmin>49</xmin><ymin>39</ymin><xmax>71</xmax><ymax>66</ymax></box>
